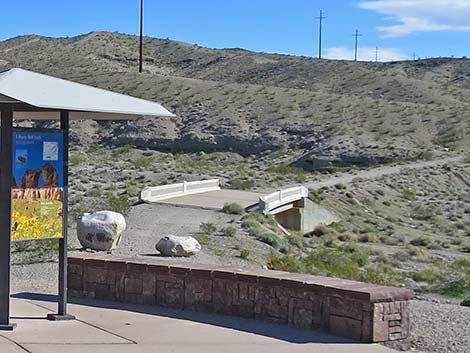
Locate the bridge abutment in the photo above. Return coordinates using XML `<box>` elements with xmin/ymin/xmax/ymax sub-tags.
<box><xmin>275</xmin><ymin>198</ymin><xmax>340</xmax><ymax>234</ymax></box>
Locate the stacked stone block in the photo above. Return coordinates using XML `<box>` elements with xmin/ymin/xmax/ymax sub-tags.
<box><xmin>68</xmin><ymin>254</ymin><xmax>413</xmax><ymax>347</ymax></box>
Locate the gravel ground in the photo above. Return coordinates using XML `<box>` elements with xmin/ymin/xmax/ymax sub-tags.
<box><xmin>12</xmin><ymin>262</ymin><xmax>58</xmax><ymax>295</ymax></box>
<box><xmin>108</xmin><ymin>203</ymin><xmax>271</xmax><ymax>267</ymax></box>
<box><xmin>410</xmin><ymin>298</ymin><xmax>470</xmax><ymax>353</ymax></box>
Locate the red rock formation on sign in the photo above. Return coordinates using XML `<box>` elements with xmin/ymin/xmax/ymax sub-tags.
<box><xmin>41</xmin><ymin>163</ymin><xmax>59</xmax><ymax>188</ymax></box>
<box><xmin>12</xmin><ymin>187</ymin><xmax>63</xmax><ymax>201</ymax></box>
<box><xmin>11</xmin><ymin>163</ymin><xmax>62</xmax><ymax>201</ymax></box>
<box><xmin>40</xmin><ymin>187</ymin><xmax>62</xmax><ymax>200</ymax></box>
<box><xmin>17</xmin><ymin>163</ymin><xmax>59</xmax><ymax>189</ymax></box>
<box><xmin>19</xmin><ymin>169</ymin><xmax>41</xmax><ymax>189</ymax></box>
<box><xmin>3</xmin><ymin>163</ymin><xmax>62</xmax><ymax>200</ymax></box>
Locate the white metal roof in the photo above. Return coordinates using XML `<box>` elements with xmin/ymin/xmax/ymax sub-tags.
<box><xmin>0</xmin><ymin>68</ymin><xmax>174</xmax><ymax>120</ymax></box>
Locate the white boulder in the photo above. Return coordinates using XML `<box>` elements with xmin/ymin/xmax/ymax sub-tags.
<box><xmin>77</xmin><ymin>211</ymin><xmax>126</xmax><ymax>251</ymax></box>
<box><xmin>156</xmin><ymin>235</ymin><xmax>201</xmax><ymax>257</ymax></box>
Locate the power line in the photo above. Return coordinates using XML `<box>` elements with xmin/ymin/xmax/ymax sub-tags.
<box><xmin>139</xmin><ymin>0</ymin><xmax>144</xmax><ymax>73</ymax></box>
<box><xmin>375</xmin><ymin>46</ymin><xmax>379</xmax><ymax>62</ymax></box>
<box><xmin>353</xmin><ymin>29</ymin><xmax>362</xmax><ymax>61</ymax></box>
<box><xmin>315</xmin><ymin>10</ymin><xmax>327</xmax><ymax>59</ymax></box>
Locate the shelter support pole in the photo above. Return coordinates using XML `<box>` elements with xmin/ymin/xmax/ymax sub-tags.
<box><xmin>139</xmin><ymin>0</ymin><xmax>144</xmax><ymax>73</ymax></box>
<box><xmin>47</xmin><ymin>111</ymin><xmax>75</xmax><ymax>321</ymax></box>
<box><xmin>0</xmin><ymin>105</ymin><xmax>16</xmax><ymax>330</ymax></box>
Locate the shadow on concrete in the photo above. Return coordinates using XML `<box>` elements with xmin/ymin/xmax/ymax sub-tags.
<box><xmin>12</xmin><ymin>292</ymin><xmax>356</xmax><ymax>345</ymax></box>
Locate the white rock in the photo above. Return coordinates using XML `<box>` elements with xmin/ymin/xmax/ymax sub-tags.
<box><xmin>156</xmin><ymin>235</ymin><xmax>201</xmax><ymax>257</ymax></box>
<box><xmin>77</xmin><ymin>211</ymin><xmax>126</xmax><ymax>251</ymax></box>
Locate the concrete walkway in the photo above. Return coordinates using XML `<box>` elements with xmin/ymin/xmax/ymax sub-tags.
<box><xmin>157</xmin><ymin>189</ymin><xmax>262</xmax><ymax>210</ymax></box>
<box><xmin>1</xmin><ymin>294</ymin><xmax>395</xmax><ymax>353</ymax></box>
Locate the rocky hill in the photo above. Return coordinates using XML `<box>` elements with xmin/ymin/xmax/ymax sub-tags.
<box><xmin>1</xmin><ymin>31</ymin><xmax>469</xmax><ymax>166</ymax></box>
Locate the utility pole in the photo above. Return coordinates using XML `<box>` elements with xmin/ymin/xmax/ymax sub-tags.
<box><xmin>315</xmin><ymin>10</ymin><xmax>327</xmax><ymax>59</ymax></box>
<box><xmin>353</xmin><ymin>29</ymin><xmax>362</xmax><ymax>61</ymax></box>
<box><xmin>139</xmin><ymin>0</ymin><xmax>144</xmax><ymax>73</ymax></box>
<box><xmin>375</xmin><ymin>46</ymin><xmax>379</xmax><ymax>62</ymax></box>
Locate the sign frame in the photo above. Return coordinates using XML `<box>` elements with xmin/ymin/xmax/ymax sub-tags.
<box><xmin>0</xmin><ymin>109</ymin><xmax>74</xmax><ymax>330</ymax></box>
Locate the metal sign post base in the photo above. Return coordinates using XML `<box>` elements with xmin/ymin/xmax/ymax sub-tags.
<box><xmin>0</xmin><ymin>323</ymin><xmax>16</xmax><ymax>331</ymax></box>
<box><xmin>46</xmin><ymin>313</ymin><xmax>75</xmax><ymax>321</ymax></box>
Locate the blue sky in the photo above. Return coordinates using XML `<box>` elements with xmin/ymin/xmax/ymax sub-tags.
<box><xmin>1</xmin><ymin>0</ymin><xmax>468</xmax><ymax>61</ymax></box>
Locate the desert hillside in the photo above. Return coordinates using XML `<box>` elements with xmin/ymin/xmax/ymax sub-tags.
<box><xmin>1</xmin><ymin>31</ymin><xmax>468</xmax><ymax>164</ymax></box>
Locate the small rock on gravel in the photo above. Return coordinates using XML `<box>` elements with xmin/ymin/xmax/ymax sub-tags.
<box><xmin>156</xmin><ymin>235</ymin><xmax>201</xmax><ymax>257</ymax></box>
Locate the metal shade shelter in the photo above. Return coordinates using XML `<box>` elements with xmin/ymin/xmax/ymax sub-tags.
<box><xmin>0</xmin><ymin>68</ymin><xmax>174</xmax><ymax>330</ymax></box>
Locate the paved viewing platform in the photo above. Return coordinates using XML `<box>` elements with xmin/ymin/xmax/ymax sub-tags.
<box><xmin>1</xmin><ymin>294</ymin><xmax>396</xmax><ymax>353</ymax></box>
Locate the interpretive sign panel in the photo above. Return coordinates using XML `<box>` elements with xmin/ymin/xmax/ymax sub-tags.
<box><xmin>2</xmin><ymin>130</ymin><xmax>65</xmax><ymax>241</ymax></box>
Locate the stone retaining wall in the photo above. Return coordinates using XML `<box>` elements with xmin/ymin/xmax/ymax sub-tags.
<box><xmin>68</xmin><ymin>254</ymin><xmax>413</xmax><ymax>347</ymax></box>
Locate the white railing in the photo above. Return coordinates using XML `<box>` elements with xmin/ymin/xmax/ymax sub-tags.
<box><xmin>259</xmin><ymin>186</ymin><xmax>309</xmax><ymax>214</ymax></box>
<box><xmin>140</xmin><ymin>179</ymin><xmax>220</xmax><ymax>203</ymax></box>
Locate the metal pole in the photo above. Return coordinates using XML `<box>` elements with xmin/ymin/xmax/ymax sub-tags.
<box><xmin>353</xmin><ymin>29</ymin><xmax>361</xmax><ymax>61</ymax></box>
<box><xmin>354</xmin><ymin>30</ymin><xmax>358</xmax><ymax>61</ymax></box>
<box><xmin>0</xmin><ymin>105</ymin><xmax>16</xmax><ymax>330</ymax></box>
<box><xmin>315</xmin><ymin>10</ymin><xmax>326</xmax><ymax>59</ymax></box>
<box><xmin>139</xmin><ymin>0</ymin><xmax>144</xmax><ymax>73</ymax></box>
<box><xmin>47</xmin><ymin>111</ymin><xmax>75</xmax><ymax>321</ymax></box>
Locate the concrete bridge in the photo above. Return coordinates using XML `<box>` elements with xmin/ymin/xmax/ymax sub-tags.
<box><xmin>258</xmin><ymin>186</ymin><xmax>338</xmax><ymax>233</ymax></box>
<box><xmin>140</xmin><ymin>180</ymin><xmax>338</xmax><ymax>233</ymax></box>
<box><xmin>140</xmin><ymin>179</ymin><xmax>261</xmax><ymax>211</ymax></box>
